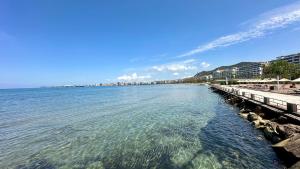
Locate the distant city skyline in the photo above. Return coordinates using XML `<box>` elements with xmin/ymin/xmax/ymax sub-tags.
<box><xmin>1</xmin><ymin>0</ymin><xmax>300</xmax><ymax>88</ymax></box>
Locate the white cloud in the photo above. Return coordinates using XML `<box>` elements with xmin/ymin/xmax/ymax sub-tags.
<box><xmin>201</xmin><ymin>62</ymin><xmax>210</xmax><ymax>68</ymax></box>
<box><xmin>178</xmin><ymin>1</ymin><xmax>300</xmax><ymax>57</ymax></box>
<box><xmin>117</xmin><ymin>73</ymin><xmax>151</xmax><ymax>81</ymax></box>
<box><xmin>151</xmin><ymin>59</ymin><xmax>197</xmax><ymax>72</ymax></box>
<box><xmin>173</xmin><ymin>72</ymin><xmax>179</xmax><ymax>76</ymax></box>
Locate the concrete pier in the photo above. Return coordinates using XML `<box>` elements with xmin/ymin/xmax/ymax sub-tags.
<box><xmin>210</xmin><ymin>84</ymin><xmax>300</xmax><ymax>167</ymax></box>
<box><xmin>210</xmin><ymin>84</ymin><xmax>300</xmax><ymax>124</ymax></box>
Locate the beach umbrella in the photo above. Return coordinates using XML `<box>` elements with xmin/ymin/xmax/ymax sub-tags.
<box><xmin>261</xmin><ymin>79</ymin><xmax>269</xmax><ymax>83</ymax></box>
<box><xmin>258</xmin><ymin>79</ymin><xmax>266</xmax><ymax>83</ymax></box>
<box><xmin>254</xmin><ymin>79</ymin><xmax>261</xmax><ymax>83</ymax></box>
<box><xmin>262</xmin><ymin>78</ymin><xmax>271</xmax><ymax>83</ymax></box>
<box><xmin>245</xmin><ymin>79</ymin><xmax>252</xmax><ymax>83</ymax></box>
<box><xmin>279</xmin><ymin>78</ymin><xmax>291</xmax><ymax>82</ymax></box>
<box><xmin>292</xmin><ymin>77</ymin><xmax>300</xmax><ymax>82</ymax></box>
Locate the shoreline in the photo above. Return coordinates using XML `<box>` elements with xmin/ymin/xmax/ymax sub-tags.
<box><xmin>210</xmin><ymin>85</ymin><xmax>300</xmax><ymax>168</ymax></box>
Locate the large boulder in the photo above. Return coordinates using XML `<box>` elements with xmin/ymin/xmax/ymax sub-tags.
<box><xmin>278</xmin><ymin>116</ymin><xmax>288</xmax><ymax>124</ymax></box>
<box><xmin>239</xmin><ymin>112</ymin><xmax>248</xmax><ymax>119</ymax></box>
<box><xmin>263</xmin><ymin>122</ymin><xmax>281</xmax><ymax>143</ymax></box>
<box><xmin>289</xmin><ymin>161</ymin><xmax>300</xmax><ymax>169</ymax></box>
<box><xmin>273</xmin><ymin>134</ymin><xmax>300</xmax><ymax>167</ymax></box>
<box><xmin>252</xmin><ymin>119</ymin><xmax>270</xmax><ymax>129</ymax></box>
<box><xmin>252</xmin><ymin>120</ymin><xmax>260</xmax><ymax>128</ymax></box>
<box><xmin>247</xmin><ymin>112</ymin><xmax>262</xmax><ymax>122</ymax></box>
<box><xmin>255</xmin><ymin>106</ymin><xmax>266</xmax><ymax>118</ymax></box>
<box><xmin>259</xmin><ymin>119</ymin><xmax>270</xmax><ymax>126</ymax></box>
<box><xmin>240</xmin><ymin>108</ymin><xmax>251</xmax><ymax>114</ymax></box>
<box><xmin>276</xmin><ymin>124</ymin><xmax>300</xmax><ymax>139</ymax></box>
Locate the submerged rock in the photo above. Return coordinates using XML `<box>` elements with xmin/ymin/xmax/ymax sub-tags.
<box><xmin>16</xmin><ymin>158</ymin><xmax>56</xmax><ymax>169</ymax></box>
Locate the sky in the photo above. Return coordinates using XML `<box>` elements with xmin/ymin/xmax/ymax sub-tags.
<box><xmin>1</xmin><ymin>0</ymin><xmax>300</xmax><ymax>88</ymax></box>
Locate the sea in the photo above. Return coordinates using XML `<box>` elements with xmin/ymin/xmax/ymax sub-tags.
<box><xmin>0</xmin><ymin>84</ymin><xmax>283</xmax><ymax>169</ymax></box>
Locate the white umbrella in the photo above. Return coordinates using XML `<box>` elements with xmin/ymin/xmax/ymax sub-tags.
<box><xmin>247</xmin><ymin>79</ymin><xmax>257</xmax><ymax>83</ymax></box>
<box><xmin>292</xmin><ymin>77</ymin><xmax>300</xmax><ymax>82</ymax></box>
<box><xmin>279</xmin><ymin>78</ymin><xmax>291</xmax><ymax>82</ymax></box>
<box><xmin>259</xmin><ymin>79</ymin><xmax>268</xmax><ymax>83</ymax></box>
<box><xmin>262</xmin><ymin>78</ymin><xmax>271</xmax><ymax>83</ymax></box>
<box><xmin>253</xmin><ymin>79</ymin><xmax>261</xmax><ymax>83</ymax></box>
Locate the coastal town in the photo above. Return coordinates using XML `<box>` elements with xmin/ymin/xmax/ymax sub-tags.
<box><xmin>60</xmin><ymin>52</ymin><xmax>300</xmax><ymax>88</ymax></box>
<box><xmin>195</xmin><ymin>53</ymin><xmax>300</xmax><ymax>81</ymax></box>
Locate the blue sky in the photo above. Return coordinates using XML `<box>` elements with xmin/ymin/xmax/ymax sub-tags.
<box><xmin>1</xmin><ymin>0</ymin><xmax>300</xmax><ymax>88</ymax></box>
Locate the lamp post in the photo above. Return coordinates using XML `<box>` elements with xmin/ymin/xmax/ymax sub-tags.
<box><xmin>225</xmin><ymin>77</ymin><xmax>228</xmax><ymax>85</ymax></box>
<box><xmin>277</xmin><ymin>75</ymin><xmax>279</xmax><ymax>91</ymax></box>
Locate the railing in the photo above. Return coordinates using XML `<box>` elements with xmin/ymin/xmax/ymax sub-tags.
<box><xmin>253</xmin><ymin>94</ymin><xmax>264</xmax><ymax>103</ymax></box>
<box><xmin>269</xmin><ymin>98</ymin><xmax>287</xmax><ymax>110</ymax></box>
<box><xmin>211</xmin><ymin>84</ymin><xmax>299</xmax><ymax>113</ymax></box>
<box><xmin>244</xmin><ymin>92</ymin><xmax>251</xmax><ymax>98</ymax></box>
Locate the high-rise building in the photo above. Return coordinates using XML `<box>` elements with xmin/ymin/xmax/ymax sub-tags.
<box><xmin>195</xmin><ymin>62</ymin><xmax>264</xmax><ymax>80</ymax></box>
<box><xmin>275</xmin><ymin>53</ymin><xmax>300</xmax><ymax>64</ymax></box>
<box><xmin>236</xmin><ymin>62</ymin><xmax>263</xmax><ymax>79</ymax></box>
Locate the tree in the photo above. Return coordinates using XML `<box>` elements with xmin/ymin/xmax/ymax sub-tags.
<box><xmin>263</xmin><ymin>60</ymin><xmax>300</xmax><ymax>79</ymax></box>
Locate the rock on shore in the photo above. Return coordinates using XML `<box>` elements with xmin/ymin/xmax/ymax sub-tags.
<box><xmin>273</xmin><ymin>134</ymin><xmax>300</xmax><ymax>167</ymax></box>
<box><xmin>238</xmin><ymin>108</ymin><xmax>300</xmax><ymax>167</ymax></box>
<box><xmin>289</xmin><ymin>161</ymin><xmax>300</xmax><ymax>169</ymax></box>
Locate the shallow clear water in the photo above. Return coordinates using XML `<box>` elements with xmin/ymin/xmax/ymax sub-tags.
<box><xmin>0</xmin><ymin>84</ymin><xmax>283</xmax><ymax>169</ymax></box>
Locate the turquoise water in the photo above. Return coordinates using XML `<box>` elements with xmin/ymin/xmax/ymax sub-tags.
<box><xmin>0</xmin><ymin>84</ymin><xmax>282</xmax><ymax>169</ymax></box>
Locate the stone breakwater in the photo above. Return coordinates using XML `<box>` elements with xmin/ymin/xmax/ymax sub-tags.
<box><xmin>210</xmin><ymin>86</ymin><xmax>300</xmax><ymax>169</ymax></box>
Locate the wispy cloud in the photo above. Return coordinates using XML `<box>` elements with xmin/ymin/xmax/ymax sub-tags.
<box><xmin>151</xmin><ymin>59</ymin><xmax>197</xmax><ymax>72</ymax></box>
<box><xmin>117</xmin><ymin>73</ymin><xmax>151</xmax><ymax>82</ymax></box>
<box><xmin>178</xmin><ymin>1</ymin><xmax>300</xmax><ymax>57</ymax></box>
